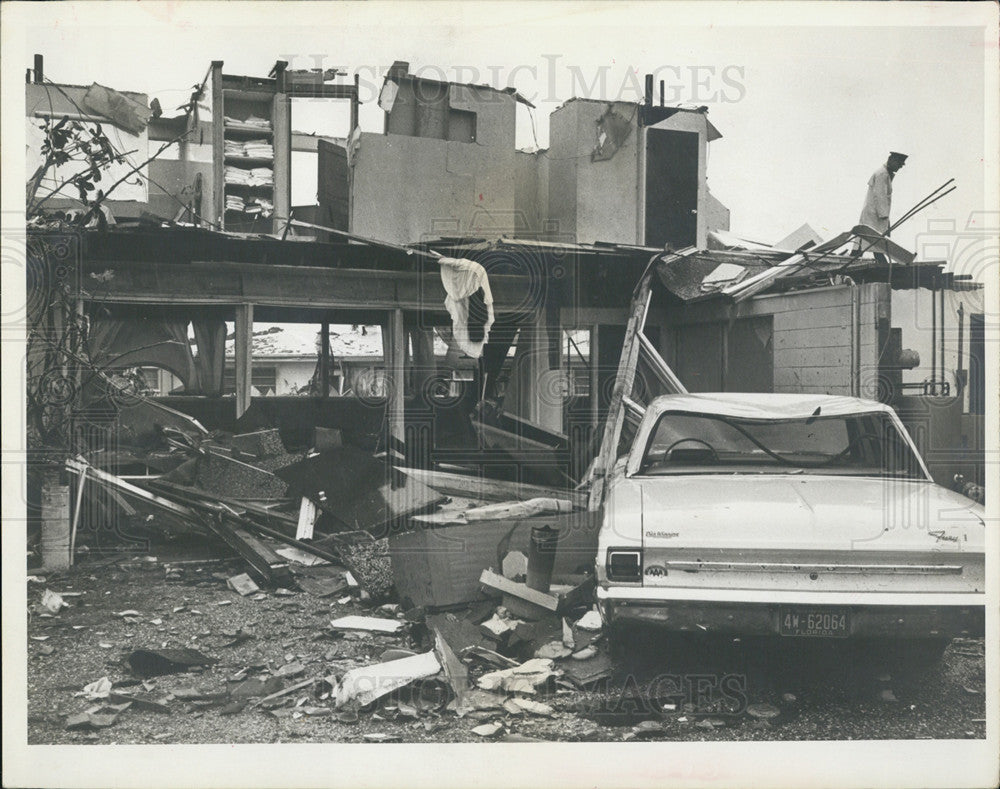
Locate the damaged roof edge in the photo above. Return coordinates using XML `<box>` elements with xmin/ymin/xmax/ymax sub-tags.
<box><xmin>382</xmin><ymin>71</ymin><xmax>535</xmax><ymax>108</ymax></box>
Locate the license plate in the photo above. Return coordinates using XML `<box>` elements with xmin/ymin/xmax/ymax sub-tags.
<box><xmin>779</xmin><ymin>609</ymin><xmax>850</xmax><ymax>638</ymax></box>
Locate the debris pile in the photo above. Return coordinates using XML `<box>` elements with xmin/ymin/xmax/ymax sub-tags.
<box><xmin>48</xmin><ymin>423</ymin><xmax>611</xmax><ymax>738</ymax></box>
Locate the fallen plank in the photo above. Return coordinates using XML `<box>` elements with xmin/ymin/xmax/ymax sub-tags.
<box><xmin>145</xmin><ymin>479</ymin><xmax>297</xmax><ymax>529</ymax></box>
<box><xmin>389</xmin><ymin>510</ymin><xmax>601</xmax><ymax>609</ymax></box>
<box><xmin>433</xmin><ymin>626</ymin><xmax>470</xmax><ymax>704</ymax></box>
<box><xmin>67</xmin><ymin>458</ymin><xmax>205</xmax><ymax>532</ymax></box>
<box><xmin>329</xmin><ymin>615</ymin><xmax>404</xmax><ymax>633</ymax></box>
<box><xmin>145</xmin><ymin>481</ymin><xmax>345</xmax><ymax>566</ymax></box>
<box><xmin>479</xmin><ymin>569</ymin><xmax>559</xmax><ymax>612</ymax></box>
<box><xmin>463</xmin><ymin>497</ymin><xmax>575</xmax><ymax>522</ymax></box>
<box><xmin>251</xmin><ymin>676</ymin><xmax>320</xmax><ymax>709</ymax></box>
<box><xmin>586</xmin><ymin>249</ymin><xmax>694</xmax><ymax>511</ymax></box>
<box><xmin>481</xmin><ymin>570</ymin><xmax>595</xmax><ymax>620</ymax></box>
<box><xmin>395</xmin><ymin>468</ymin><xmax>587</xmax><ymax>508</ymax></box>
<box><xmin>296</xmin><ymin>497</ymin><xmax>318</xmax><ymax>540</ymax></box>
<box><xmin>200</xmin><ymin>515</ymin><xmax>291</xmax><ymax>587</ymax></box>
<box><xmin>721</xmin><ymin>229</ymin><xmax>859</xmax><ymax>302</ymax></box>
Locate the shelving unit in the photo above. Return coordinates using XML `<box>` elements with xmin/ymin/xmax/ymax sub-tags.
<box><xmin>211</xmin><ymin>61</ymin><xmax>291</xmax><ymax>234</ymax></box>
<box><xmin>210</xmin><ymin>60</ymin><xmax>360</xmax><ymax>234</ymax></box>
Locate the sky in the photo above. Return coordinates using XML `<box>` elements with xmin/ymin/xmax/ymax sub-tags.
<box><xmin>9</xmin><ymin>1</ymin><xmax>998</xmax><ymax>263</ymax></box>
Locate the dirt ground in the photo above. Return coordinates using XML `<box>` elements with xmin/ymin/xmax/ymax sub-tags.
<box><xmin>26</xmin><ymin>540</ymin><xmax>987</xmax><ymax>745</ymax></box>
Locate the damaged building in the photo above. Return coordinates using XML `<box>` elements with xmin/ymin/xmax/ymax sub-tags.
<box><xmin>26</xmin><ymin>53</ymin><xmax>986</xmax><ymax>611</ymax></box>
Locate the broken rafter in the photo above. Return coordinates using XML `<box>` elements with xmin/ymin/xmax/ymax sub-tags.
<box><xmin>144</xmin><ymin>480</ymin><xmax>346</xmax><ymax>566</ymax></box>
<box><xmin>395</xmin><ymin>467</ymin><xmax>587</xmax><ymax>508</ymax></box>
<box><xmin>284</xmin><ymin>218</ymin><xmax>442</xmax><ymax>261</ymax></box>
<box><xmin>199</xmin><ymin>515</ymin><xmax>292</xmax><ymax>587</ymax></box>
<box><xmin>587</xmin><ymin>248</ymin><xmax>694</xmax><ymax>510</ymax></box>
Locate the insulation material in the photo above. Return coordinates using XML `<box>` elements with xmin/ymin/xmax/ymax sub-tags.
<box><xmin>592</xmin><ymin>106</ymin><xmax>633</xmax><ymax>162</ymax></box>
<box><xmin>83</xmin><ymin>83</ymin><xmax>152</xmax><ymax>135</ymax></box>
<box><xmin>378</xmin><ymin>80</ymin><xmax>400</xmax><ymax>113</ymax></box>
<box><xmin>700</xmin><ymin>262</ymin><xmax>746</xmax><ymax>290</ymax></box>
<box><xmin>439</xmin><ymin>257</ymin><xmax>494</xmax><ymax>359</ymax></box>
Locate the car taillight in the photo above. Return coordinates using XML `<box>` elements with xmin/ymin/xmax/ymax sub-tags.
<box><xmin>607</xmin><ymin>548</ymin><xmax>643</xmax><ymax>582</ymax></box>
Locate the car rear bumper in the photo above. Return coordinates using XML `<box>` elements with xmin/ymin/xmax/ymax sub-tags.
<box><xmin>596</xmin><ymin>586</ymin><xmax>985</xmax><ymax>639</ymax></box>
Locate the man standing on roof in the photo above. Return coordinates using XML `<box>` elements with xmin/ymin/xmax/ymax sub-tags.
<box><xmin>854</xmin><ymin>151</ymin><xmax>907</xmax><ymax>260</ymax></box>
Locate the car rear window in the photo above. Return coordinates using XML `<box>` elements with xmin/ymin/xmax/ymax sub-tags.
<box><xmin>638</xmin><ymin>411</ymin><xmax>925</xmax><ymax>477</ymax></box>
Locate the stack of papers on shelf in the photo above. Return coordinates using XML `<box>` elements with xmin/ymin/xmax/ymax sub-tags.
<box><xmin>224</xmin><ymin>139</ymin><xmax>274</xmax><ymax>159</ymax></box>
<box><xmin>243</xmin><ymin>139</ymin><xmax>274</xmax><ymax>158</ymax></box>
<box><xmin>224</xmin><ymin>115</ymin><xmax>272</xmax><ymax>130</ymax></box>
<box><xmin>225</xmin><ymin>166</ymin><xmax>251</xmax><ymax>186</ymax></box>
<box><xmin>249</xmin><ymin>167</ymin><xmax>273</xmax><ymax>186</ymax></box>
<box><xmin>224</xmin><ymin>166</ymin><xmax>274</xmax><ymax>187</ymax></box>
<box><xmin>225</xmin><ymin>194</ymin><xmax>246</xmax><ymax>213</ymax></box>
<box><xmin>243</xmin><ymin>197</ymin><xmax>274</xmax><ymax>218</ymax></box>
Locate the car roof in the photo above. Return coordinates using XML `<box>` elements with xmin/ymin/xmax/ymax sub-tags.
<box><xmin>645</xmin><ymin>393</ymin><xmax>896</xmax><ymax>420</ymax></box>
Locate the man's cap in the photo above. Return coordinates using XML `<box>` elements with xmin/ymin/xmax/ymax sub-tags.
<box><xmin>888</xmin><ymin>151</ymin><xmax>908</xmax><ymax>161</ymax></box>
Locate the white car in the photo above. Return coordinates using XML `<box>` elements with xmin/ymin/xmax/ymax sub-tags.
<box><xmin>596</xmin><ymin>393</ymin><xmax>985</xmax><ymax>660</ymax></box>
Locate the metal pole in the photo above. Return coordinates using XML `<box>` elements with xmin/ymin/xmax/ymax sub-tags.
<box><xmin>930</xmin><ymin>279</ymin><xmax>936</xmax><ymax>394</ymax></box>
<box><xmin>940</xmin><ymin>281</ymin><xmax>946</xmax><ymax>388</ymax></box>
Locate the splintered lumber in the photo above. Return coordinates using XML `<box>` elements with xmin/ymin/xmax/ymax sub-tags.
<box><xmin>199</xmin><ymin>515</ymin><xmax>291</xmax><ymax>587</ymax></box>
<box><xmin>395</xmin><ymin>467</ymin><xmax>587</xmax><ymax>508</ymax></box>
<box><xmin>587</xmin><ymin>248</ymin><xmax>694</xmax><ymax>511</ymax></box>
<box><xmin>433</xmin><ymin>627</ymin><xmax>470</xmax><ymax>703</ymax></box>
<box><xmin>146</xmin><ymin>479</ymin><xmax>297</xmax><ymax>529</ymax></box>
<box><xmin>144</xmin><ymin>480</ymin><xmax>344</xmax><ymax>565</ymax></box>
<box><xmin>333</xmin><ymin>650</ymin><xmax>441</xmax><ymax>708</ymax></box>
<box><xmin>721</xmin><ymin>228</ymin><xmax>876</xmax><ymax>302</ymax></box>
<box><xmin>463</xmin><ymin>497</ymin><xmax>575</xmax><ymax>522</ymax></box>
<box><xmin>296</xmin><ymin>497</ymin><xmax>318</xmax><ymax>540</ymax></box>
<box><xmin>849</xmin><ymin>224</ymin><xmax>915</xmax><ymax>265</ymax></box>
<box><xmin>66</xmin><ymin>458</ymin><xmax>206</xmax><ymax>534</ymax></box>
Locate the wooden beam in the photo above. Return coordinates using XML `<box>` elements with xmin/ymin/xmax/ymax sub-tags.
<box><xmin>587</xmin><ymin>276</ymin><xmax>652</xmax><ymax>510</ymax></box>
<box><xmin>350</xmin><ymin>73</ymin><xmax>359</xmax><ymax>131</ymax></box>
<box><xmin>588</xmin><ymin>248</ymin><xmax>695</xmax><ymax>511</ymax></box>
<box><xmin>235</xmin><ymin>303</ymin><xmax>253</xmax><ymax>418</ymax></box>
<box><xmin>590</xmin><ymin>325</ymin><xmax>600</xmax><ymax>430</ymax></box>
<box><xmin>77</xmin><ymin>260</ymin><xmax>537</xmax><ymax>313</ymax></box>
<box><xmin>210</xmin><ymin>62</ymin><xmax>224</xmax><ymax>229</ymax></box>
<box><xmin>272</xmin><ymin>92</ymin><xmax>291</xmax><ymax>234</ymax></box>
<box><xmin>395</xmin><ymin>467</ymin><xmax>587</xmax><ymax>508</ymax></box>
<box><xmin>320</xmin><ymin>320</ymin><xmax>330</xmax><ymax>397</ymax></box>
<box><xmin>200</xmin><ymin>515</ymin><xmax>292</xmax><ymax>587</ymax></box>
<box><xmin>637</xmin><ymin>332</ymin><xmax>686</xmax><ymax>394</ymax></box>
<box><xmin>386</xmin><ymin>308</ymin><xmax>406</xmax><ymax>460</ymax></box>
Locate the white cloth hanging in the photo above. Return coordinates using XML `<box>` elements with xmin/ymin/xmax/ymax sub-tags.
<box><xmin>438</xmin><ymin>257</ymin><xmax>495</xmax><ymax>359</ymax></box>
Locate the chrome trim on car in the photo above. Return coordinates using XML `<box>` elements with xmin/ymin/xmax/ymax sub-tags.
<box><xmin>660</xmin><ymin>560</ymin><xmax>963</xmax><ymax>575</ymax></box>
<box><xmin>597</xmin><ymin>586</ymin><xmax>984</xmax><ymax>606</ymax></box>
